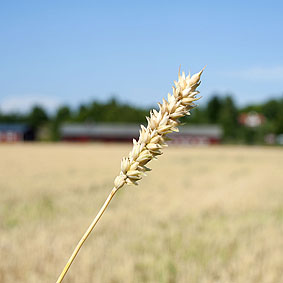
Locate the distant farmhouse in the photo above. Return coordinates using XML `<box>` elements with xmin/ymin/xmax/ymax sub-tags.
<box><xmin>0</xmin><ymin>124</ymin><xmax>35</xmax><ymax>142</ymax></box>
<box><xmin>60</xmin><ymin>123</ymin><xmax>222</xmax><ymax>145</ymax></box>
<box><xmin>239</xmin><ymin>111</ymin><xmax>265</xmax><ymax>128</ymax></box>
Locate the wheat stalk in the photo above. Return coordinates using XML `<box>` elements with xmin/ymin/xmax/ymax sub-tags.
<box><xmin>56</xmin><ymin>67</ymin><xmax>204</xmax><ymax>282</ymax></box>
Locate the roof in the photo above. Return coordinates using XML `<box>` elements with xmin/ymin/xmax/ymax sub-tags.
<box><xmin>61</xmin><ymin>123</ymin><xmax>140</xmax><ymax>138</ymax></box>
<box><xmin>170</xmin><ymin>125</ymin><xmax>222</xmax><ymax>137</ymax></box>
<box><xmin>0</xmin><ymin>123</ymin><xmax>29</xmax><ymax>132</ymax></box>
<box><xmin>61</xmin><ymin>123</ymin><xmax>222</xmax><ymax>138</ymax></box>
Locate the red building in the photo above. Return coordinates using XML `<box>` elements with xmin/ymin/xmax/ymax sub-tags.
<box><xmin>60</xmin><ymin>123</ymin><xmax>222</xmax><ymax>145</ymax></box>
<box><xmin>239</xmin><ymin>111</ymin><xmax>265</xmax><ymax>128</ymax></box>
<box><xmin>0</xmin><ymin>124</ymin><xmax>35</xmax><ymax>142</ymax></box>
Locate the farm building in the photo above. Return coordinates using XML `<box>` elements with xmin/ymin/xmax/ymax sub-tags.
<box><xmin>238</xmin><ymin>111</ymin><xmax>265</xmax><ymax>128</ymax></box>
<box><xmin>0</xmin><ymin>124</ymin><xmax>35</xmax><ymax>142</ymax></box>
<box><xmin>60</xmin><ymin>123</ymin><xmax>222</xmax><ymax>145</ymax></box>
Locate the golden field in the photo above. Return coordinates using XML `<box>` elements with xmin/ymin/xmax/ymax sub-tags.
<box><xmin>0</xmin><ymin>144</ymin><xmax>283</xmax><ymax>283</ymax></box>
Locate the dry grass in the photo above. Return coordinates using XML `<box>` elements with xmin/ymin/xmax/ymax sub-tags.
<box><xmin>1</xmin><ymin>143</ymin><xmax>283</xmax><ymax>283</ymax></box>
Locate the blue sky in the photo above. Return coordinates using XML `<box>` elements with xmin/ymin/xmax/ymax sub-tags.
<box><xmin>1</xmin><ymin>0</ymin><xmax>283</xmax><ymax>113</ymax></box>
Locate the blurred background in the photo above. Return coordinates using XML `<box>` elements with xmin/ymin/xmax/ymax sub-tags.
<box><xmin>1</xmin><ymin>0</ymin><xmax>283</xmax><ymax>144</ymax></box>
<box><xmin>1</xmin><ymin>1</ymin><xmax>283</xmax><ymax>283</ymax></box>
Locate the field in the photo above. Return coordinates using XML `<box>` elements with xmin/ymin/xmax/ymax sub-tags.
<box><xmin>0</xmin><ymin>144</ymin><xmax>283</xmax><ymax>283</ymax></box>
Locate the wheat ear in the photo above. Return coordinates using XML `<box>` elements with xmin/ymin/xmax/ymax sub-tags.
<box><xmin>56</xmin><ymin>68</ymin><xmax>204</xmax><ymax>282</ymax></box>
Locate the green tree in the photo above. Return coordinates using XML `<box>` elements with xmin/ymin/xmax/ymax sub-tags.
<box><xmin>262</xmin><ymin>99</ymin><xmax>280</xmax><ymax>121</ymax></box>
<box><xmin>206</xmin><ymin>95</ymin><xmax>223</xmax><ymax>123</ymax></box>
<box><xmin>274</xmin><ymin>99</ymin><xmax>283</xmax><ymax>134</ymax></box>
<box><xmin>51</xmin><ymin>105</ymin><xmax>72</xmax><ymax>140</ymax></box>
<box><xmin>55</xmin><ymin>105</ymin><xmax>71</xmax><ymax>122</ymax></box>
<box><xmin>219</xmin><ymin>96</ymin><xmax>238</xmax><ymax>141</ymax></box>
<box><xmin>28</xmin><ymin>105</ymin><xmax>49</xmax><ymax>128</ymax></box>
<box><xmin>76</xmin><ymin>104</ymin><xmax>90</xmax><ymax>122</ymax></box>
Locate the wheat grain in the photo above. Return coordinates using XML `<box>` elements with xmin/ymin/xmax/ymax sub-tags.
<box><xmin>56</xmin><ymin>67</ymin><xmax>204</xmax><ymax>282</ymax></box>
<box><xmin>114</xmin><ymin>67</ymin><xmax>204</xmax><ymax>189</ymax></box>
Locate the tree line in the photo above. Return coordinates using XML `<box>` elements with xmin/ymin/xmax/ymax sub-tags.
<box><xmin>0</xmin><ymin>95</ymin><xmax>282</xmax><ymax>144</ymax></box>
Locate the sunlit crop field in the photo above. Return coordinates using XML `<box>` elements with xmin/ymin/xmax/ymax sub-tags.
<box><xmin>0</xmin><ymin>144</ymin><xmax>283</xmax><ymax>283</ymax></box>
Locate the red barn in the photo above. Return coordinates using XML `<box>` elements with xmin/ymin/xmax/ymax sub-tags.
<box><xmin>60</xmin><ymin>123</ymin><xmax>222</xmax><ymax>145</ymax></box>
<box><xmin>0</xmin><ymin>124</ymin><xmax>35</xmax><ymax>142</ymax></box>
<box><xmin>239</xmin><ymin>111</ymin><xmax>265</xmax><ymax>128</ymax></box>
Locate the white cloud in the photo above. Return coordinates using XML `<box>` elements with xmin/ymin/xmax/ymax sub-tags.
<box><xmin>0</xmin><ymin>95</ymin><xmax>61</xmax><ymax>113</ymax></box>
<box><xmin>224</xmin><ymin>66</ymin><xmax>283</xmax><ymax>82</ymax></box>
